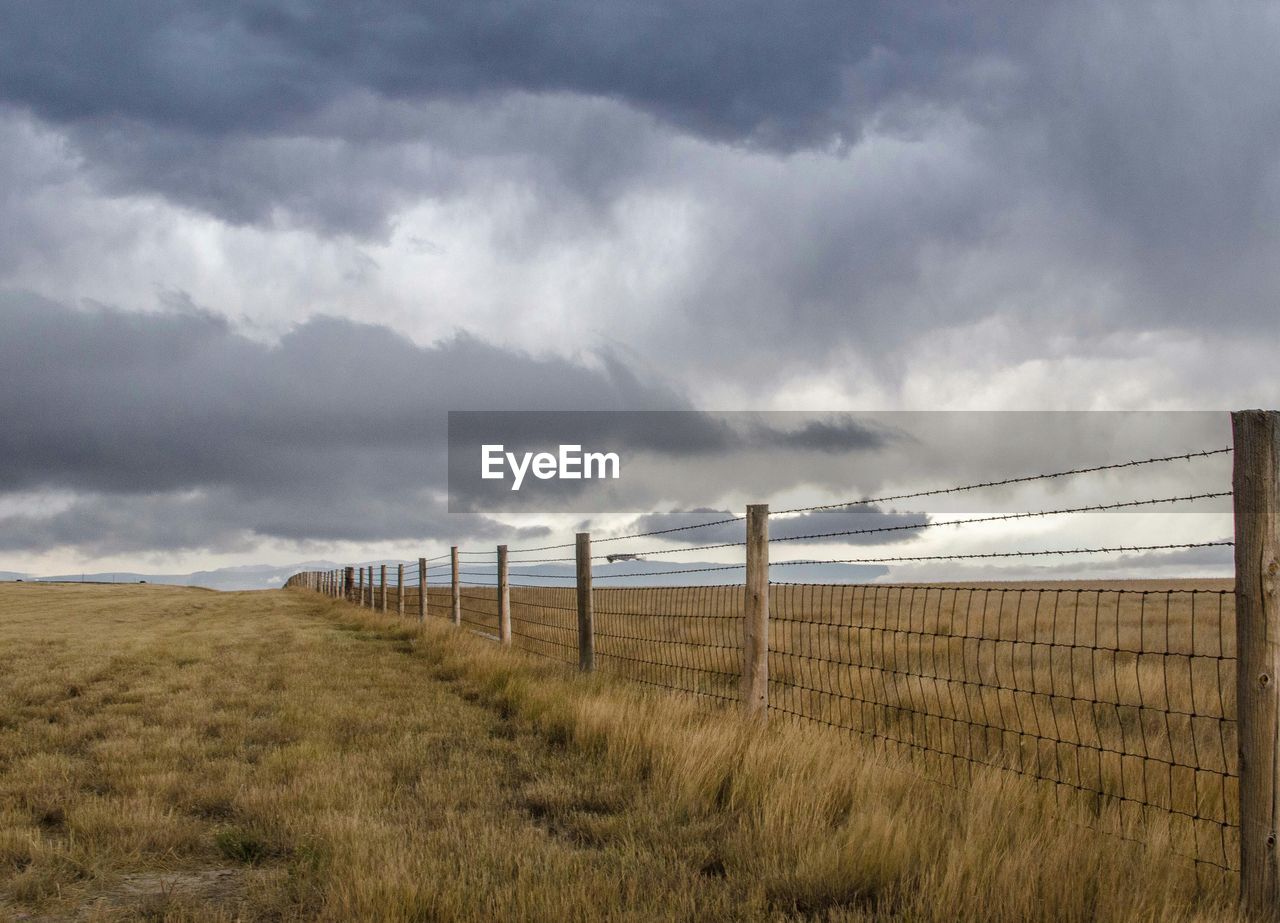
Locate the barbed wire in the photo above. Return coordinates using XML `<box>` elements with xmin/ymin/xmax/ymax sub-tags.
<box><xmin>507</xmin><ymin>563</ymin><xmax>747</xmax><ymax>579</ymax></box>
<box><xmin>773</xmin><ymin>447</ymin><xmax>1231</xmax><ymax>515</ymax></box>
<box><xmin>768</xmin><ymin>492</ymin><xmax>1231</xmax><ymax>544</ymax></box>
<box><xmin>768</xmin><ymin>540</ymin><xmax>1233</xmax><ymax>569</ymax></box>
<box><xmin>504</xmin><ymin>514</ymin><xmax>747</xmax><ymax>554</ymax></box>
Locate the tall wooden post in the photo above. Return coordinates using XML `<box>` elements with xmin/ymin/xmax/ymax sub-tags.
<box><xmin>742</xmin><ymin>504</ymin><xmax>770</xmax><ymax>717</ymax></box>
<box><xmin>345</xmin><ymin>566</ymin><xmax>355</xmax><ymax>601</ymax></box>
<box><xmin>418</xmin><ymin>558</ymin><xmax>427</xmax><ymax>622</ymax></box>
<box><xmin>576</xmin><ymin>532</ymin><xmax>594</xmax><ymax>671</ymax></box>
<box><xmin>497</xmin><ymin>545</ymin><xmax>511</xmax><ymax>644</ymax></box>
<box><xmin>397</xmin><ymin>564</ymin><xmax>405</xmax><ymax>617</ymax></box>
<box><xmin>358</xmin><ymin>567</ymin><xmax>365</xmax><ymax>605</ymax></box>
<box><xmin>1235</xmin><ymin>410</ymin><xmax>1280</xmax><ymax>919</ymax></box>
<box><xmin>380</xmin><ymin>564</ymin><xmax>388</xmax><ymax>613</ymax></box>
<box><xmin>450</xmin><ymin>546</ymin><xmax>461</xmax><ymax>625</ymax></box>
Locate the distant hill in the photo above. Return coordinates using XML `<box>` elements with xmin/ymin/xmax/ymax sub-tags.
<box><xmin>3</xmin><ymin>561</ymin><xmax>347</xmax><ymax>591</ymax></box>
<box><xmin>3</xmin><ymin>559</ymin><xmax>893</xmax><ymax>590</ymax></box>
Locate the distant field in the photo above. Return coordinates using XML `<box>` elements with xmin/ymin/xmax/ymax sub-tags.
<box><xmin>0</xmin><ymin>583</ymin><xmax>1240</xmax><ymax>921</ymax></box>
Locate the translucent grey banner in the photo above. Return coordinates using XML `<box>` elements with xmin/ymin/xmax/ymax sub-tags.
<box><xmin>447</xmin><ymin>410</ymin><xmax>1233</xmax><ymax>516</ymax></box>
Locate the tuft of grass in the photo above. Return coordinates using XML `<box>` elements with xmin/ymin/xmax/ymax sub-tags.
<box><xmin>214</xmin><ymin>827</ymin><xmax>271</xmax><ymax>865</ymax></box>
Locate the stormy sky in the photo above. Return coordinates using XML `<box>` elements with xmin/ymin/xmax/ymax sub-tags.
<box><xmin>0</xmin><ymin>2</ymin><xmax>1269</xmax><ymax>578</ymax></box>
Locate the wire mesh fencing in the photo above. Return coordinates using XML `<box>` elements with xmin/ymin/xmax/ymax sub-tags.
<box><xmin>508</xmin><ymin>585</ymin><xmax>579</xmax><ymax>664</ymax></box>
<box><xmin>768</xmin><ymin>582</ymin><xmax>1238</xmax><ymax>872</ymax></box>
<box><xmin>592</xmin><ymin>585</ymin><xmax>743</xmax><ymax>702</ymax></box>
<box><xmin>293</xmin><ymin>434</ymin><xmax>1259</xmax><ymax>883</ymax></box>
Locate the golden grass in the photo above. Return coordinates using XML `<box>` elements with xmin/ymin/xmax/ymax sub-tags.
<box><xmin>406</xmin><ymin>578</ymin><xmax>1240</xmax><ymax>870</ymax></box>
<box><xmin>1</xmin><ymin>582</ymin><xmax>1241</xmax><ymax>921</ymax></box>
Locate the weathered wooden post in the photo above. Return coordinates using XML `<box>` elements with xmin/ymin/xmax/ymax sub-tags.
<box><xmin>357</xmin><ymin>567</ymin><xmax>365</xmax><ymax>605</ymax></box>
<box><xmin>742</xmin><ymin>503</ymin><xmax>769</xmax><ymax>717</ymax></box>
<box><xmin>345</xmin><ymin>566</ymin><xmax>355</xmax><ymax>601</ymax></box>
<box><xmin>1234</xmin><ymin>410</ymin><xmax>1280</xmax><ymax>919</ymax></box>
<box><xmin>497</xmin><ymin>545</ymin><xmax>511</xmax><ymax>644</ymax></box>
<box><xmin>451</xmin><ymin>546</ymin><xmax>461</xmax><ymax>625</ymax></box>
<box><xmin>380</xmin><ymin>564</ymin><xmax>388</xmax><ymax>613</ymax></box>
<box><xmin>418</xmin><ymin>557</ymin><xmax>427</xmax><ymax>621</ymax></box>
<box><xmin>397</xmin><ymin>564</ymin><xmax>405</xmax><ymax>617</ymax></box>
<box><xmin>576</xmin><ymin>532</ymin><xmax>594</xmax><ymax>671</ymax></box>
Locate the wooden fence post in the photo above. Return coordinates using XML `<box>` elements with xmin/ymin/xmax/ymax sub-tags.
<box><xmin>418</xmin><ymin>558</ymin><xmax>427</xmax><ymax>622</ymax></box>
<box><xmin>397</xmin><ymin>564</ymin><xmax>405</xmax><ymax>617</ymax></box>
<box><xmin>345</xmin><ymin>566</ymin><xmax>354</xmax><ymax>601</ymax></box>
<box><xmin>742</xmin><ymin>503</ymin><xmax>770</xmax><ymax>716</ymax></box>
<box><xmin>1235</xmin><ymin>409</ymin><xmax>1280</xmax><ymax>919</ymax></box>
<box><xmin>497</xmin><ymin>545</ymin><xmax>511</xmax><ymax>644</ymax></box>
<box><xmin>451</xmin><ymin>546</ymin><xmax>461</xmax><ymax>625</ymax></box>
<box><xmin>357</xmin><ymin>567</ymin><xmax>364</xmax><ymax>605</ymax></box>
<box><xmin>380</xmin><ymin>564</ymin><xmax>388</xmax><ymax>613</ymax></box>
<box><xmin>576</xmin><ymin>532</ymin><xmax>594</xmax><ymax>671</ymax></box>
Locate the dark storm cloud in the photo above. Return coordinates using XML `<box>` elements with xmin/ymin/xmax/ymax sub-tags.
<box><xmin>754</xmin><ymin>418</ymin><xmax>893</xmax><ymax>454</ymax></box>
<box><xmin>0</xmin><ymin>489</ymin><xmax>551</xmax><ymax>556</ymax></box>
<box><xmin>0</xmin><ymin>292</ymin><xmax>688</xmax><ymax>495</ymax></box>
<box><xmin>0</xmin><ymin>1</ymin><xmax>1035</xmax><ymax>235</ymax></box>
<box><xmin>0</xmin><ymin>1</ymin><xmax>1013</xmax><ymax>146</ymax></box>
<box><xmin>0</xmin><ymin>292</ymin><xmax>682</xmax><ymax>550</ymax></box>
<box><xmin>2</xmin><ymin>1</ymin><xmax>1275</xmax><ymax>360</ymax></box>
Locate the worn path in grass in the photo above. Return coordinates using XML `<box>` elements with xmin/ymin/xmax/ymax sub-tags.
<box><xmin>0</xmin><ymin>585</ymin><xmax>754</xmax><ymax>922</ymax></box>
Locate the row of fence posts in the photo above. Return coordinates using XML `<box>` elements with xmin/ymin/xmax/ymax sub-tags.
<box><xmin>288</xmin><ymin>410</ymin><xmax>1280</xmax><ymax>919</ymax></box>
<box><xmin>300</xmin><ymin>506</ymin><xmax>771</xmax><ymax>713</ymax></box>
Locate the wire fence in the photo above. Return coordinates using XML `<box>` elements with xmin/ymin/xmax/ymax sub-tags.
<box><xmin>290</xmin><ymin>436</ymin><xmax>1254</xmax><ymax>882</ymax></box>
<box><xmin>769</xmin><ymin>582</ymin><xmax>1237</xmax><ymax>871</ymax></box>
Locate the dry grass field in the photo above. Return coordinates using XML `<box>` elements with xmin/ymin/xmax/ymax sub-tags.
<box><xmin>0</xmin><ymin>582</ymin><xmax>1241</xmax><ymax>921</ymax></box>
<box><xmin>413</xmin><ymin>578</ymin><xmax>1239</xmax><ymax>870</ymax></box>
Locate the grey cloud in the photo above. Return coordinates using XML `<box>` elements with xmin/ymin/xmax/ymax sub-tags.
<box><xmin>0</xmin><ymin>2</ymin><xmax>1012</xmax><ymax>148</ymax></box>
<box><xmin>0</xmin><ymin>2</ymin><xmax>1032</xmax><ymax>238</ymax></box>
<box><xmin>0</xmin><ymin>292</ymin><xmax>678</xmax><ymax>552</ymax></box>
<box><xmin>751</xmin><ymin>417</ymin><xmax>900</xmax><ymax>455</ymax></box>
<box><xmin>0</xmin><ymin>2</ymin><xmax>1278</xmax><ymax>409</ymax></box>
<box><xmin>0</xmin><ymin>489</ymin><xmax>551</xmax><ymax>556</ymax></box>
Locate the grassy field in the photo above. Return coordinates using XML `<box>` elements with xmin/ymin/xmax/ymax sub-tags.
<box><xmin>0</xmin><ymin>582</ymin><xmax>1240</xmax><ymax>921</ymax></box>
<box><xmin>407</xmin><ymin>577</ymin><xmax>1239</xmax><ymax>870</ymax></box>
